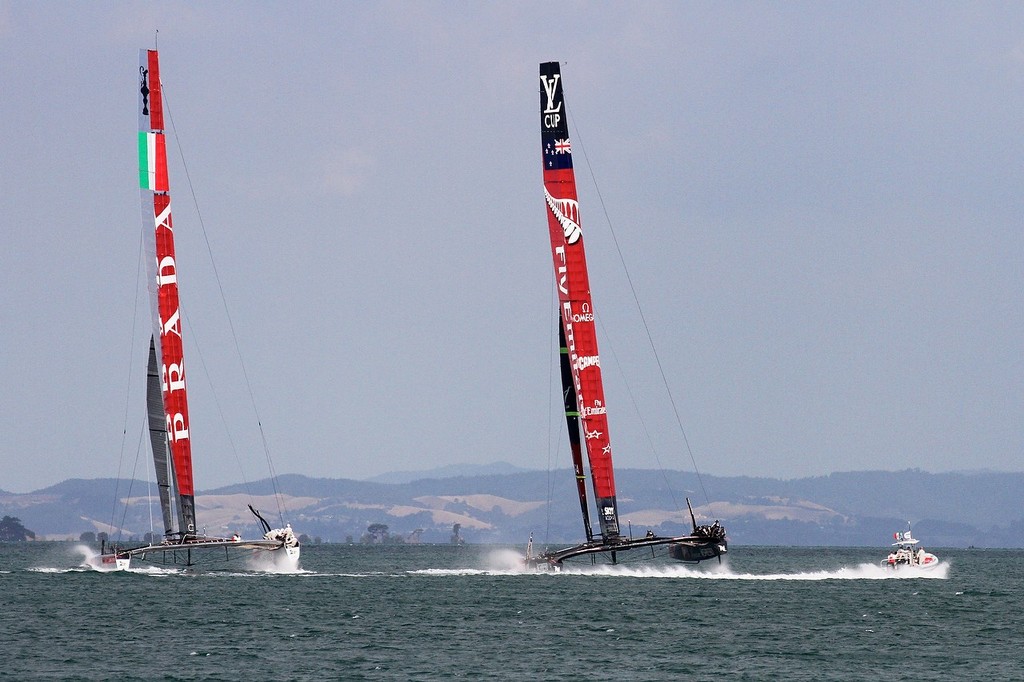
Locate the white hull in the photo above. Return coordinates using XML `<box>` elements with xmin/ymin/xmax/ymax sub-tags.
<box><xmin>87</xmin><ymin>554</ymin><xmax>131</xmax><ymax>571</ymax></box>
<box><xmin>883</xmin><ymin>552</ymin><xmax>940</xmax><ymax>570</ymax></box>
<box><xmin>89</xmin><ymin>535</ymin><xmax>299</xmax><ymax>571</ymax></box>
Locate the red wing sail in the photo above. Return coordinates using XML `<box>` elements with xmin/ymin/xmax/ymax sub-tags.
<box><xmin>539</xmin><ymin>62</ymin><xmax>620</xmax><ymax>541</ymax></box>
<box><xmin>139</xmin><ymin>49</ymin><xmax>196</xmax><ymax>535</ymax></box>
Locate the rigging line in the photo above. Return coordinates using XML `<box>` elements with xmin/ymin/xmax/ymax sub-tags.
<box><xmin>262</xmin><ymin>449</ymin><xmax>286</xmax><ymax>526</ymax></box>
<box><xmin>116</xmin><ymin>419</ymin><xmax>147</xmax><ymax>544</ymax></box>
<box><xmin>147</xmin><ymin>469</ymin><xmax>154</xmax><ymax>541</ymax></box>
<box><xmin>109</xmin><ymin>229</ymin><xmax>147</xmax><ymax>539</ymax></box>
<box><xmin>568</xmin><ymin>109</ymin><xmax>711</xmax><ymax>507</ymax></box>
<box><xmin>544</xmin><ymin>280</ymin><xmax>557</xmax><ymax>547</ymax></box>
<box><xmin>181</xmin><ymin>309</ymin><xmax>252</xmax><ymax>497</ymax></box>
<box><xmin>162</xmin><ymin>82</ymin><xmax>286</xmax><ymax>519</ymax></box>
<box><xmin>594</xmin><ymin>312</ymin><xmax>682</xmax><ymax>513</ymax></box>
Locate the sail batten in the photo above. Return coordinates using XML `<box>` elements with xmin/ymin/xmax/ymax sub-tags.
<box><xmin>540</xmin><ymin>62</ymin><xmax>620</xmax><ymax>541</ymax></box>
<box><xmin>140</xmin><ymin>49</ymin><xmax>196</xmax><ymax>535</ymax></box>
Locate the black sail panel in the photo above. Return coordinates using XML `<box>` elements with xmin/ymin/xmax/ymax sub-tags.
<box><xmin>559</xmin><ymin>321</ymin><xmax>594</xmax><ymax>542</ymax></box>
<box><xmin>146</xmin><ymin>336</ymin><xmax>176</xmax><ymax>536</ymax></box>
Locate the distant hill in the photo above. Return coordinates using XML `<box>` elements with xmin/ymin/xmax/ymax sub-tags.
<box><xmin>3</xmin><ymin>468</ymin><xmax>1023</xmax><ymax>548</ymax></box>
<box><xmin>364</xmin><ymin>461</ymin><xmax>535</xmax><ymax>484</ymax></box>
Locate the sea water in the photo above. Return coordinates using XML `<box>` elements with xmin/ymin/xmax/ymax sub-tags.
<box><xmin>2</xmin><ymin>543</ymin><xmax>1021</xmax><ymax>680</ymax></box>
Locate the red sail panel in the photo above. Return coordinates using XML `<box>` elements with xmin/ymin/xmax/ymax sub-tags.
<box><xmin>140</xmin><ymin>49</ymin><xmax>196</xmax><ymax>533</ymax></box>
<box><xmin>540</xmin><ymin>62</ymin><xmax>620</xmax><ymax>539</ymax></box>
<box><xmin>144</xmin><ymin>50</ymin><xmax>164</xmax><ymax>131</ymax></box>
<box><xmin>152</xmin><ymin>192</ymin><xmax>194</xmax><ymax>498</ymax></box>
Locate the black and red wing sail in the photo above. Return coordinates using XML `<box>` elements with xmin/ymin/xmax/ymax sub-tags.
<box><xmin>540</xmin><ymin>62</ymin><xmax>620</xmax><ymax>541</ymax></box>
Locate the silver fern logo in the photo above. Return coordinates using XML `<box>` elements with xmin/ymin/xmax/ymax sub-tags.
<box><xmin>544</xmin><ymin>188</ymin><xmax>582</xmax><ymax>244</ymax></box>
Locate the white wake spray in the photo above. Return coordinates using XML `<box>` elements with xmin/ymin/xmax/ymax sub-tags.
<box><xmin>246</xmin><ymin>549</ymin><xmax>304</xmax><ymax>574</ymax></box>
<box><xmin>541</xmin><ymin>560</ymin><xmax>949</xmax><ymax>580</ymax></box>
<box><xmin>408</xmin><ymin>552</ymin><xmax>950</xmax><ymax>580</ymax></box>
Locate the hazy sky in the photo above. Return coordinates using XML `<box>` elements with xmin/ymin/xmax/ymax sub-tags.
<box><xmin>2</xmin><ymin>3</ymin><xmax>1021</xmax><ymax>493</ymax></box>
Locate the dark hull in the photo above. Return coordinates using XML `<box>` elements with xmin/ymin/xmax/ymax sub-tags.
<box><xmin>668</xmin><ymin>539</ymin><xmax>728</xmax><ymax>563</ymax></box>
<box><xmin>532</xmin><ymin>532</ymin><xmax>727</xmax><ymax>568</ymax></box>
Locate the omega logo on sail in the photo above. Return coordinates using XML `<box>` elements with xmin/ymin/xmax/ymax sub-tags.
<box><xmin>573</xmin><ymin>302</ymin><xmax>594</xmax><ymax>323</ymax></box>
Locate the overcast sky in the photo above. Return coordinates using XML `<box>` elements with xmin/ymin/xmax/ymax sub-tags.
<box><xmin>2</xmin><ymin>2</ymin><xmax>1021</xmax><ymax>493</ymax></box>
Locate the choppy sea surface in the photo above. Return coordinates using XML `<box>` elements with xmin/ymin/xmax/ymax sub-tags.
<box><xmin>2</xmin><ymin>543</ymin><xmax>1021</xmax><ymax>680</ymax></box>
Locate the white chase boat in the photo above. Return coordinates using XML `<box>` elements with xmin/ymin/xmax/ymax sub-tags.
<box><xmin>882</xmin><ymin>529</ymin><xmax>939</xmax><ymax>570</ymax></box>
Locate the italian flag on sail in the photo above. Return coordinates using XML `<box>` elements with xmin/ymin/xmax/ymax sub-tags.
<box><xmin>139</xmin><ymin>131</ymin><xmax>169</xmax><ymax>191</ymax></box>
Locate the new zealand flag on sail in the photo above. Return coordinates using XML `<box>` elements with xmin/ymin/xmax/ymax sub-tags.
<box><xmin>540</xmin><ymin>61</ymin><xmax>573</xmax><ymax>171</ymax></box>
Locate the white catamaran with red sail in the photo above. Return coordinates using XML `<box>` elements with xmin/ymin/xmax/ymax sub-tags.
<box><xmin>91</xmin><ymin>49</ymin><xmax>298</xmax><ymax>570</ymax></box>
<box><xmin>527</xmin><ymin>62</ymin><xmax>727</xmax><ymax>568</ymax></box>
